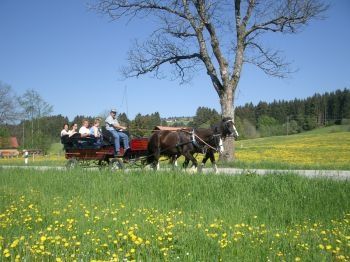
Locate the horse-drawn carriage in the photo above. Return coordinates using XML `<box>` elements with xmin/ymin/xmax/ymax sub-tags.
<box><xmin>61</xmin><ymin>118</ymin><xmax>239</xmax><ymax>172</ymax></box>
<box><xmin>61</xmin><ymin>128</ymin><xmax>149</xmax><ymax>170</ymax></box>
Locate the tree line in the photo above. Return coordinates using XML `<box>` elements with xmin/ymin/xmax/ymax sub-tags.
<box><xmin>1</xmin><ymin>80</ymin><xmax>349</xmax><ymax>153</ymax></box>
<box><xmin>235</xmin><ymin>88</ymin><xmax>350</xmax><ymax>139</ymax></box>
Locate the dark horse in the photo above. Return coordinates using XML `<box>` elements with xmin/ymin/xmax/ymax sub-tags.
<box><xmin>183</xmin><ymin>117</ymin><xmax>239</xmax><ymax>173</ymax></box>
<box><xmin>146</xmin><ymin>129</ymin><xmax>198</xmax><ymax>170</ymax></box>
<box><xmin>146</xmin><ymin>117</ymin><xmax>239</xmax><ymax>172</ymax></box>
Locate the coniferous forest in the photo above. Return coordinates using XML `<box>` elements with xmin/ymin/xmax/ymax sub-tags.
<box><xmin>234</xmin><ymin>88</ymin><xmax>350</xmax><ymax>139</ymax></box>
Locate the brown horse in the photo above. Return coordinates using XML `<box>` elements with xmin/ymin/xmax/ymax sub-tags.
<box><xmin>183</xmin><ymin>117</ymin><xmax>239</xmax><ymax>173</ymax></box>
<box><xmin>146</xmin><ymin>129</ymin><xmax>198</xmax><ymax>170</ymax></box>
<box><xmin>146</xmin><ymin>117</ymin><xmax>238</xmax><ymax>171</ymax></box>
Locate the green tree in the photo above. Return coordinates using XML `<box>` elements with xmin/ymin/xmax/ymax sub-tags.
<box><xmin>192</xmin><ymin>107</ymin><xmax>220</xmax><ymax>128</ymax></box>
<box><xmin>257</xmin><ymin>115</ymin><xmax>283</xmax><ymax>137</ymax></box>
<box><xmin>118</xmin><ymin>113</ymin><xmax>130</xmax><ymax>127</ymax></box>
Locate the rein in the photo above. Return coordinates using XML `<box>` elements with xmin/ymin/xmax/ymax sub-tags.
<box><xmin>193</xmin><ymin>133</ymin><xmax>219</xmax><ymax>152</ymax></box>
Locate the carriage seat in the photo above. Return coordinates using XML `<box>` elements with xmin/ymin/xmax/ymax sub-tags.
<box><xmin>61</xmin><ymin>133</ymin><xmax>101</xmax><ymax>149</ymax></box>
<box><xmin>101</xmin><ymin>126</ymin><xmax>128</xmax><ymax>148</ymax></box>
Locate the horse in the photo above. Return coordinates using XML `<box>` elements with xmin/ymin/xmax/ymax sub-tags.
<box><xmin>146</xmin><ymin>129</ymin><xmax>198</xmax><ymax>170</ymax></box>
<box><xmin>183</xmin><ymin>117</ymin><xmax>239</xmax><ymax>173</ymax></box>
<box><xmin>145</xmin><ymin>117</ymin><xmax>238</xmax><ymax>172</ymax></box>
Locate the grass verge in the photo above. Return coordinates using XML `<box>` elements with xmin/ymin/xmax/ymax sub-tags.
<box><xmin>0</xmin><ymin>169</ymin><xmax>349</xmax><ymax>261</ymax></box>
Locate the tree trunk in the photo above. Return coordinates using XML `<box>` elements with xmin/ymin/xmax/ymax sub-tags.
<box><xmin>219</xmin><ymin>88</ymin><xmax>235</xmax><ymax>162</ymax></box>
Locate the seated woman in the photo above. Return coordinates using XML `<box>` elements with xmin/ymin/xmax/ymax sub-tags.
<box><xmin>60</xmin><ymin>123</ymin><xmax>70</xmax><ymax>145</ymax></box>
<box><xmin>61</xmin><ymin>123</ymin><xmax>69</xmax><ymax>137</ymax></box>
<box><xmin>68</xmin><ymin>123</ymin><xmax>78</xmax><ymax>137</ymax></box>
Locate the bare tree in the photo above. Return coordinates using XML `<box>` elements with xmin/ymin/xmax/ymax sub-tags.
<box><xmin>0</xmin><ymin>82</ymin><xmax>19</xmax><ymax>124</ymax></box>
<box><xmin>94</xmin><ymin>0</ymin><xmax>328</xmax><ymax>160</ymax></box>
<box><xmin>18</xmin><ymin>89</ymin><xmax>53</xmax><ymax>148</ymax></box>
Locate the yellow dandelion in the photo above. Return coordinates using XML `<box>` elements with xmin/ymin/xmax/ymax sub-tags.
<box><xmin>3</xmin><ymin>248</ymin><xmax>10</xmax><ymax>257</ymax></box>
<box><xmin>10</xmin><ymin>239</ymin><xmax>19</xmax><ymax>248</ymax></box>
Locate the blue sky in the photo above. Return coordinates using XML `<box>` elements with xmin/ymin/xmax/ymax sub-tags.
<box><xmin>0</xmin><ymin>0</ymin><xmax>349</xmax><ymax>121</ymax></box>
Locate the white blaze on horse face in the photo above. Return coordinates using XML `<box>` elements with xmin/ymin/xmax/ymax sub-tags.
<box><xmin>219</xmin><ymin>138</ymin><xmax>224</xmax><ymax>153</ymax></box>
<box><xmin>232</xmin><ymin>124</ymin><xmax>239</xmax><ymax>138</ymax></box>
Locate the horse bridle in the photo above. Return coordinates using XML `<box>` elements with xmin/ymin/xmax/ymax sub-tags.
<box><xmin>223</xmin><ymin>119</ymin><xmax>238</xmax><ymax>138</ymax></box>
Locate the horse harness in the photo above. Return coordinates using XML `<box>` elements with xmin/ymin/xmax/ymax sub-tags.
<box><xmin>190</xmin><ymin>130</ymin><xmax>222</xmax><ymax>153</ymax></box>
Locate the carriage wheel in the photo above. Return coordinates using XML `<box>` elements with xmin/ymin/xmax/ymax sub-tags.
<box><xmin>98</xmin><ymin>159</ymin><xmax>109</xmax><ymax>170</ymax></box>
<box><xmin>109</xmin><ymin>158</ymin><xmax>124</xmax><ymax>171</ymax></box>
<box><xmin>66</xmin><ymin>158</ymin><xmax>78</xmax><ymax>169</ymax></box>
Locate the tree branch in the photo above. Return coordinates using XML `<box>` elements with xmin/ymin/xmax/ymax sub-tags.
<box><xmin>245</xmin><ymin>0</ymin><xmax>328</xmax><ymax>36</ymax></box>
<box><xmin>245</xmin><ymin>41</ymin><xmax>293</xmax><ymax>78</ymax></box>
<box><xmin>122</xmin><ymin>37</ymin><xmax>202</xmax><ymax>83</ymax></box>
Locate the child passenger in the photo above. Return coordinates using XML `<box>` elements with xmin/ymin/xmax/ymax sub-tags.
<box><xmin>90</xmin><ymin>118</ymin><xmax>103</xmax><ymax>146</ymax></box>
<box><xmin>90</xmin><ymin>118</ymin><xmax>102</xmax><ymax>138</ymax></box>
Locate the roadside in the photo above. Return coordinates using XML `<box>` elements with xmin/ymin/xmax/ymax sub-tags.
<box><xmin>1</xmin><ymin>165</ymin><xmax>350</xmax><ymax>181</ymax></box>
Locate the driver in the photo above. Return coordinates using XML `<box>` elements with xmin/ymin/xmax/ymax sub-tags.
<box><xmin>105</xmin><ymin>109</ymin><xmax>130</xmax><ymax>157</ymax></box>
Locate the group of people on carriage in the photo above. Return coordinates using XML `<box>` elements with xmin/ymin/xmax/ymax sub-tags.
<box><xmin>61</xmin><ymin>108</ymin><xmax>239</xmax><ymax>172</ymax></box>
<box><xmin>60</xmin><ymin>109</ymin><xmax>129</xmax><ymax>157</ymax></box>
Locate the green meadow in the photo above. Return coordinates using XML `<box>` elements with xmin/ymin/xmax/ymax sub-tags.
<box><xmin>0</xmin><ymin>168</ymin><xmax>349</xmax><ymax>261</ymax></box>
<box><xmin>234</xmin><ymin>125</ymin><xmax>350</xmax><ymax>170</ymax></box>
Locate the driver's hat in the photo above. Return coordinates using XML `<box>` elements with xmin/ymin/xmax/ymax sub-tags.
<box><xmin>111</xmin><ymin>108</ymin><xmax>117</xmax><ymax>113</ymax></box>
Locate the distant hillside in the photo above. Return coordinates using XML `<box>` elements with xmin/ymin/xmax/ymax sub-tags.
<box><xmin>235</xmin><ymin>88</ymin><xmax>350</xmax><ymax>139</ymax></box>
<box><xmin>234</xmin><ymin>124</ymin><xmax>350</xmax><ymax>170</ymax></box>
<box><xmin>162</xmin><ymin>116</ymin><xmax>193</xmax><ymax>126</ymax></box>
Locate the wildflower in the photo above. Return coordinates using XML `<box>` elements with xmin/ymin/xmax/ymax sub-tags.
<box><xmin>10</xmin><ymin>239</ymin><xmax>19</xmax><ymax>248</ymax></box>
<box><xmin>3</xmin><ymin>248</ymin><xmax>10</xmax><ymax>257</ymax></box>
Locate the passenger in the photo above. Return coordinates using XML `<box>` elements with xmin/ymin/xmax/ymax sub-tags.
<box><xmin>90</xmin><ymin>118</ymin><xmax>102</xmax><ymax>145</ymax></box>
<box><xmin>105</xmin><ymin>108</ymin><xmax>129</xmax><ymax>157</ymax></box>
<box><xmin>60</xmin><ymin>123</ymin><xmax>69</xmax><ymax>137</ymax></box>
<box><xmin>68</xmin><ymin>123</ymin><xmax>78</xmax><ymax>137</ymax></box>
<box><xmin>79</xmin><ymin>119</ymin><xmax>90</xmax><ymax>137</ymax></box>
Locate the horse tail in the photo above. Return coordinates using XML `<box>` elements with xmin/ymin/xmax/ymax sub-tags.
<box><xmin>146</xmin><ymin>132</ymin><xmax>160</xmax><ymax>165</ymax></box>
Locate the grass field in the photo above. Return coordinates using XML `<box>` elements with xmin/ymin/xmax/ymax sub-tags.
<box><xmin>0</xmin><ymin>168</ymin><xmax>349</xmax><ymax>261</ymax></box>
<box><xmin>234</xmin><ymin>125</ymin><xmax>350</xmax><ymax>170</ymax></box>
